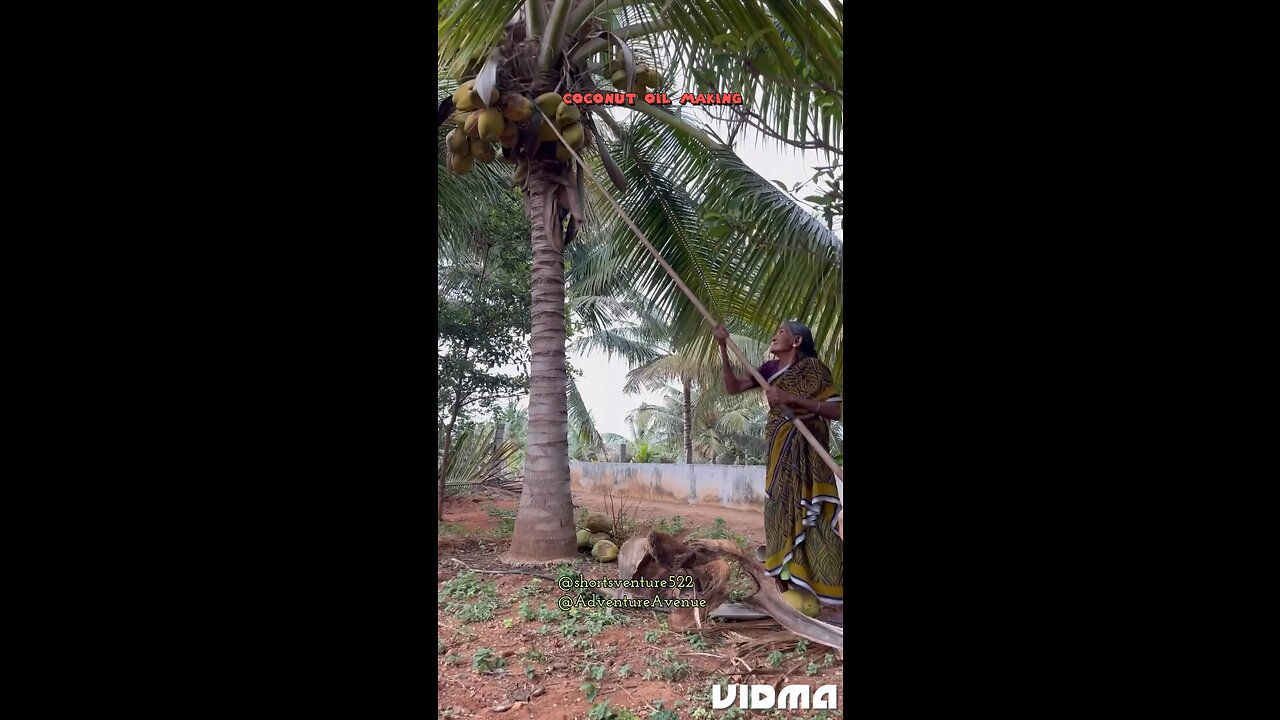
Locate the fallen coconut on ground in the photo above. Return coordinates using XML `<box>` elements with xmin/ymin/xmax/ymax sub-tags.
<box><xmin>584</xmin><ymin>513</ymin><xmax>613</xmax><ymax>533</ymax></box>
<box><xmin>592</xmin><ymin>540</ymin><xmax>619</xmax><ymax>562</ymax></box>
<box><xmin>782</xmin><ymin>588</ymin><xmax>821</xmax><ymax>618</ymax></box>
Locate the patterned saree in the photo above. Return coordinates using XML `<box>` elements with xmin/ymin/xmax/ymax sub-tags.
<box><xmin>757</xmin><ymin>356</ymin><xmax>843</xmax><ymax>605</ymax></box>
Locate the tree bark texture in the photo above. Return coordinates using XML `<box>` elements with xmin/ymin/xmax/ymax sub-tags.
<box><xmin>505</xmin><ymin>161</ymin><xmax>577</xmax><ymax>562</ymax></box>
<box><xmin>682</xmin><ymin>377</ymin><xmax>693</xmax><ymax>465</ymax></box>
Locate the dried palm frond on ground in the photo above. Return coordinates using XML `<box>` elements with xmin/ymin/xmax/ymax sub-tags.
<box><xmin>614</xmin><ymin>531</ymin><xmax>844</xmax><ymax>654</ymax></box>
<box><xmin>440</xmin><ymin>426</ymin><xmax>523</xmax><ymax>497</ymax></box>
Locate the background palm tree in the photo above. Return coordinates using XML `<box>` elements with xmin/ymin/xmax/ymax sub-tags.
<box><xmin>628</xmin><ymin>378</ymin><xmax>772</xmax><ymax>462</ymax></box>
<box><xmin>438</xmin><ymin>0</ymin><xmax>843</xmax><ymax>562</ymax></box>
<box><xmin>568</xmin><ymin>244</ymin><xmax>772</xmax><ymax>466</ymax></box>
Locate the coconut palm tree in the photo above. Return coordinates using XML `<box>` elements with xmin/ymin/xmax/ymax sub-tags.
<box><xmin>629</xmin><ymin>378</ymin><xmax>771</xmax><ymax>462</ymax></box>
<box><xmin>438</xmin><ymin>0</ymin><xmax>843</xmax><ymax>563</ymax></box>
<box><xmin>567</xmin><ymin>238</ymin><xmax>771</xmax><ymax>465</ymax></box>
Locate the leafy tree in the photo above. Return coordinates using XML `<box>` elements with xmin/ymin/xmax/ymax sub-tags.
<box><xmin>437</xmin><ymin>192</ymin><xmax>532</xmax><ymax>518</ymax></box>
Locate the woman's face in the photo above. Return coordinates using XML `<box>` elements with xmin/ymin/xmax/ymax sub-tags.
<box><xmin>770</xmin><ymin>325</ymin><xmax>800</xmax><ymax>354</ymax></box>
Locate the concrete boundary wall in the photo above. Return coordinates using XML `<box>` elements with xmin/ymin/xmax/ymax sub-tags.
<box><xmin>570</xmin><ymin>461</ymin><xmax>767</xmax><ymax>511</ymax></box>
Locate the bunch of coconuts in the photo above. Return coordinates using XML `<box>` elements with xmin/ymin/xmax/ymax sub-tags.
<box><xmin>444</xmin><ymin>80</ymin><xmax>518</xmax><ymax>174</ymax></box>
<box><xmin>444</xmin><ymin>80</ymin><xmax>588</xmax><ymax>181</ymax></box>
<box><xmin>576</xmin><ymin>512</ymin><xmax>619</xmax><ymax>562</ymax></box>
<box><xmin>609</xmin><ymin>61</ymin><xmax>663</xmax><ymax>95</ymax></box>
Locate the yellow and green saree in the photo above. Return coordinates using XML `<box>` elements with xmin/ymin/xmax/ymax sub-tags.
<box><xmin>757</xmin><ymin>355</ymin><xmax>843</xmax><ymax>606</ymax></box>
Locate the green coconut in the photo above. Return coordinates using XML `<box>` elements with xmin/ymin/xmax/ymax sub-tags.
<box><xmin>448</xmin><ymin>152</ymin><xmax>473</xmax><ymax>175</ymax></box>
<box><xmin>477</xmin><ymin>108</ymin><xmax>504</xmax><ymax>142</ymax></box>
<box><xmin>592</xmin><ymin>540</ymin><xmax>619</xmax><ymax>562</ymax></box>
<box><xmin>803</xmin><ymin>595</ymin><xmax>820</xmax><ymax>618</ymax></box>
<box><xmin>446</xmin><ymin>129</ymin><xmax>469</xmax><ymax>155</ymax></box>
<box><xmin>584</xmin><ymin>513</ymin><xmax>613</xmax><ymax>533</ymax></box>
<box><xmin>503</xmin><ymin>94</ymin><xmax>534</xmax><ymax>122</ymax></box>
<box><xmin>576</xmin><ymin>529</ymin><xmax>593</xmax><ymax>548</ymax></box>
<box><xmin>589</xmin><ymin>532</ymin><xmax>611</xmax><ymax>546</ymax></box>
<box><xmin>556</xmin><ymin>103</ymin><xmax>581</xmax><ymax>128</ymax></box>
<box><xmin>561</xmin><ymin>123</ymin><xmax>585</xmax><ymax>149</ymax></box>
<box><xmin>453</xmin><ymin>81</ymin><xmax>480</xmax><ymax>112</ymax></box>
<box><xmin>537</xmin><ymin>120</ymin><xmax>559</xmax><ymax>142</ymax></box>
<box><xmin>536</xmin><ymin>92</ymin><xmax>563</xmax><ymax>117</ymax></box>
<box><xmin>782</xmin><ymin>589</ymin><xmax>820</xmax><ymax>618</ymax></box>
<box><xmin>469</xmin><ymin>140</ymin><xmax>495</xmax><ymax>163</ymax></box>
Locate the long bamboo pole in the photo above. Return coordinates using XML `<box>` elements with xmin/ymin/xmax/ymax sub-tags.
<box><xmin>540</xmin><ymin>112</ymin><xmax>845</xmax><ymax>494</ymax></box>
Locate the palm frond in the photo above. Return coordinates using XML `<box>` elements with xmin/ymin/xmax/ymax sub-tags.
<box><xmin>437</xmin><ymin>0</ymin><xmax>524</xmax><ymax>78</ymax></box>
<box><xmin>571</xmin><ymin>1</ymin><xmax>842</xmax><ymax>148</ymax></box>
<box><xmin>607</xmin><ymin>111</ymin><xmax>843</xmax><ymax>385</ymax></box>
<box><xmin>440</xmin><ymin>424</ymin><xmax>522</xmax><ymax>496</ymax></box>
<box><xmin>622</xmin><ymin>352</ymin><xmax>710</xmax><ymax>394</ymax></box>
<box><xmin>602</xmin><ymin>118</ymin><xmax>733</xmax><ymax>354</ymax></box>
<box><xmin>573</xmin><ymin>326</ymin><xmax>665</xmax><ymax>368</ymax></box>
<box><xmin>567</xmin><ymin>294</ymin><xmax>630</xmax><ymax>333</ymax></box>
<box><xmin>567</xmin><ymin>374</ymin><xmax>605</xmax><ymax>452</ymax></box>
<box><xmin>564</xmin><ymin>235</ymin><xmax>633</xmax><ymax>298</ymax></box>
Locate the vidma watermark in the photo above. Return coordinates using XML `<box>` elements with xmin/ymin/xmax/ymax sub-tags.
<box><xmin>711</xmin><ymin>684</ymin><xmax>838</xmax><ymax>710</ymax></box>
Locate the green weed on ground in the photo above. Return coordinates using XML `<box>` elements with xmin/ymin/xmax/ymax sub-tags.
<box><xmin>643</xmin><ymin>648</ymin><xmax>691</xmax><ymax>682</ymax></box>
<box><xmin>585</xmin><ymin>699</ymin><xmax>641</xmax><ymax>720</ymax></box>
<box><xmin>486</xmin><ymin>505</ymin><xmax>517</xmax><ymax>537</ymax></box>
<box><xmin>688</xmin><ymin>518</ymin><xmax>752</xmax><ymax>550</ymax></box>
<box><xmin>439</xmin><ymin>571</ymin><xmax>501</xmax><ymax>623</ymax></box>
<box><xmin>726</xmin><ymin>565</ymin><xmax>757</xmax><ymax>603</ymax></box>
<box><xmin>652</xmin><ymin>516</ymin><xmax>685</xmax><ymax>534</ymax></box>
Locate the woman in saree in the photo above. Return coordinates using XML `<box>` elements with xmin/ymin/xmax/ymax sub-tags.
<box><xmin>714</xmin><ymin>321</ymin><xmax>843</xmax><ymax>609</ymax></box>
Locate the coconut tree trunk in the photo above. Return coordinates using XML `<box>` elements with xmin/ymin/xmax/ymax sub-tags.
<box><xmin>682</xmin><ymin>377</ymin><xmax>693</xmax><ymax>464</ymax></box>
<box><xmin>505</xmin><ymin>161</ymin><xmax>577</xmax><ymax>563</ymax></box>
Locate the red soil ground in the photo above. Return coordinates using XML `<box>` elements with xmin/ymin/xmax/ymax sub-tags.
<box><xmin>437</xmin><ymin>490</ymin><xmax>844</xmax><ymax>719</ymax></box>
